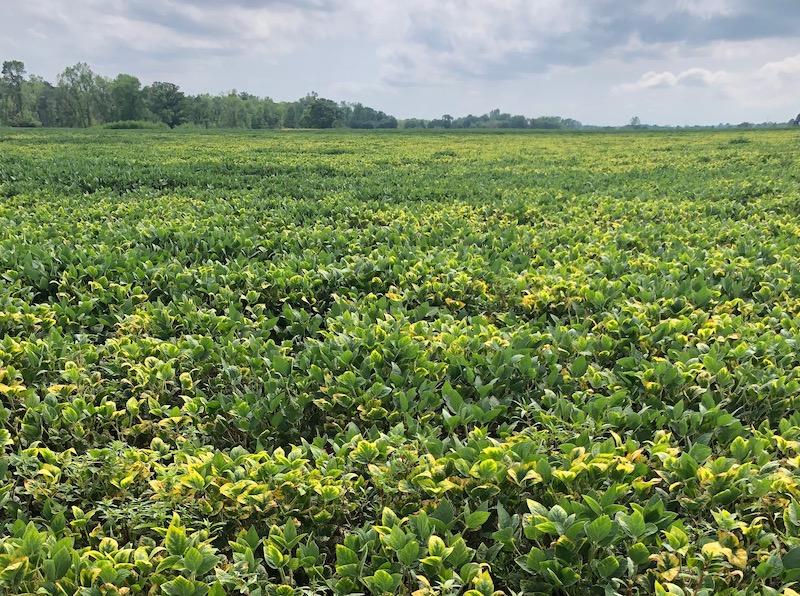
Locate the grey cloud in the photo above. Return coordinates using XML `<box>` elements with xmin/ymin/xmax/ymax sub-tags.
<box><xmin>12</xmin><ymin>0</ymin><xmax>800</xmax><ymax>88</ymax></box>
<box><xmin>120</xmin><ymin>4</ymin><xmax>228</xmax><ymax>38</ymax></box>
<box><xmin>407</xmin><ymin>26</ymin><xmax>455</xmax><ymax>54</ymax></box>
<box><xmin>628</xmin><ymin>3</ymin><xmax>800</xmax><ymax>46</ymax></box>
<box><xmin>380</xmin><ymin>0</ymin><xmax>800</xmax><ymax>85</ymax></box>
<box><xmin>2</xmin><ymin>0</ymin><xmax>799</xmax><ymax>125</ymax></box>
<box><xmin>165</xmin><ymin>0</ymin><xmax>337</xmax><ymax>9</ymax></box>
<box><xmin>100</xmin><ymin>40</ymin><xmax>242</xmax><ymax>71</ymax></box>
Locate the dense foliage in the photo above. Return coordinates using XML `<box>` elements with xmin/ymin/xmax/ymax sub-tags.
<box><xmin>0</xmin><ymin>58</ymin><xmax>586</xmax><ymax>131</ymax></box>
<box><xmin>0</xmin><ymin>61</ymin><xmax>397</xmax><ymax>130</ymax></box>
<box><xmin>1</xmin><ymin>128</ymin><xmax>800</xmax><ymax>595</ymax></box>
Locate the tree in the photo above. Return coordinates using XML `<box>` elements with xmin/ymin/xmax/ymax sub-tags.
<box><xmin>145</xmin><ymin>82</ymin><xmax>186</xmax><ymax>128</ymax></box>
<box><xmin>508</xmin><ymin>115</ymin><xmax>528</xmax><ymax>128</ymax></box>
<box><xmin>344</xmin><ymin>102</ymin><xmax>372</xmax><ymax>129</ymax></box>
<box><xmin>454</xmin><ymin>114</ymin><xmax>480</xmax><ymax>128</ymax></box>
<box><xmin>110</xmin><ymin>74</ymin><xmax>145</xmax><ymax>121</ymax></box>
<box><xmin>794</xmin><ymin>113</ymin><xmax>800</xmax><ymax>126</ymax></box>
<box><xmin>1</xmin><ymin>60</ymin><xmax>26</xmax><ymax>123</ymax></box>
<box><xmin>630</xmin><ymin>116</ymin><xmax>641</xmax><ymax>127</ymax></box>
<box><xmin>307</xmin><ymin>100</ymin><xmax>337</xmax><ymax>128</ymax></box>
<box><xmin>378</xmin><ymin>115</ymin><xmax>397</xmax><ymax>129</ymax></box>
<box><xmin>258</xmin><ymin>99</ymin><xmax>281</xmax><ymax>129</ymax></box>
<box><xmin>340</xmin><ymin>102</ymin><xmax>397</xmax><ymax>129</ymax></box>
<box><xmin>57</xmin><ymin>63</ymin><xmax>97</xmax><ymax>127</ymax></box>
<box><xmin>28</xmin><ymin>75</ymin><xmax>58</xmax><ymax>127</ymax></box>
<box><xmin>428</xmin><ymin>114</ymin><xmax>455</xmax><ymax>129</ymax></box>
<box><xmin>218</xmin><ymin>91</ymin><xmax>251</xmax><ymax>128</ymax></box>
<box><xmin>184</xmin><ymin>94</ymin><xmax>215</xmax><ymax>128</ymax></box>
<box><xmin>300</xmin><ymin>95</ymin><xmax>339</xmax><ymax>128</ymax></box>
<box><xmin>90</xmin><ymin>75</ymin><xmax>114</xmax><ymax>125</ymax></box>
<box><xmin>530</xmin><ymin>116</ymin><xmax>565</xmax><ymax>130</ymax></box>
<box><xmin>401</xmin><ymin>118</ymin><xmax>427</xmax><ymax>129</ymax></box>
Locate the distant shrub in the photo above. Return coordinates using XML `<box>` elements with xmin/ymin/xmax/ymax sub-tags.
<box><xmin>9</xmin><ymin>115</ymin><xmax>41</xmax><ymax>128</ymax></box>
<box><xmin>174</xmin><ymin>122</ymin><xmax>208</xmax><ymax>131</ymax></box>
<box><xmin>102</xmin><ymin>120</ymin><xmax>169</xmax><ymax>130</ymax></box>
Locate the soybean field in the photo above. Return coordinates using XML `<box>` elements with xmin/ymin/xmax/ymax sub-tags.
<box><xmin>1</xmin><ymin>128</ymin><xmax>800</xmax><ymax>595</ymax></box>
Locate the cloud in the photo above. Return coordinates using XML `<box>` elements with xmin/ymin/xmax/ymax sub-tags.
<box><xmin>618</xmin><ymin>53</ymin><xmax>800</xmax><ymax>109</ymax></box>
<box><xmin>362</xmin><ymin>0</ymin><xmax>800</xmax><ymax>86</ymax></box>
<box><xmin>7</xmin><ymin>0</ymin><xmax>800</xmax><ymax>87</ymax></box>
<box><xmin>675</xmin><ymin>0</ymin><xmax>741</xmax><ymax>18</ymax></box>
<box><xmin>1</xmin><ymin>0</ymin><xmax>799</xmax><ymax>124</ymax></box>
<box><xmin>370</xmin><ymin>0</ymin><xmax>589</xmax><ymax>85</ymax></box>
<box><xmin>759</xmin><ymin>53</ymin><xmax>800</xmax><ymax>80</ymax></box>
<box><xmin>10</xmin><ymin>0</ymin><xmax>344</xmax><ymax>66</ymax></box>
<box><xmin>620</xmin><ymin>67</ymin><xmax>729</xmax><ymax>90</ymax></box>
<box><xmin>736</xmin><ymin>53</ymin><xmax>800</xmax><ymax>107</ymax></box>
<box><xmin>27</xmin><ymin>28</ymin><xmax>48</xmax><ymax>41</ymax></box>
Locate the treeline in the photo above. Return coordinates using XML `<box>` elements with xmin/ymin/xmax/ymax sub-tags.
<box><xmin>0</xmin><ymin>60</ymin><xmax>398</xmax><ymax>130</ymax></box>
<box><xmin>0</xmin><ymin>59</ymin><xmax>588</xmax><ymax>131</ymax></box>
<box><xmin>403</xmin><ymin>111</ymin><xmax>582</xmax><ymax>129</ymax></box>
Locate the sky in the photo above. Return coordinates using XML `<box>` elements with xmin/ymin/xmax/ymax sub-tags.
<box><xmin>2</xmin><ymin>0</ymin><xmax>799</xmax><ymax>126</ymax></box>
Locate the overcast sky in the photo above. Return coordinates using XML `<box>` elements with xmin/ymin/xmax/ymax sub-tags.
<box><xmin>2</xmin><ymin>0</ymin><xmax>799</xmax><ymax>125</ymax></box>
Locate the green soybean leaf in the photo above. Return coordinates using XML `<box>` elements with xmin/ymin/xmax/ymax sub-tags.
<box><xmin>465</xmin><ymin>511</ymin><xmax>491</xmax><ymax>530</ymax></box>
<box><xmin>585</xmin><ymin>515</ymin><xmax>613</xmax><ymax>543</ymax></box>
<box><xmin>571</xmin><ymin>355</ymin><xmax>588</xmax><ymax>377</ymax></box>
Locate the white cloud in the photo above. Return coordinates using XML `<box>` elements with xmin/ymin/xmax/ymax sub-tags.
<box><xmin>618</xmin><ymin>52</ymin><xmax>800</xmax><ymax>111</ymax></box>
<box><xmin>758</xmin><ymin>53</ymin><xmax>800</xmax><ymax>80</ymax></box>
<box><xmin>732</xmin><ymin>53</ymin><xmax>800</xmax><ymax>108</ymax></box>
<box><xmin>619</xmin><ymin>67</ymin><xmax>729</xmax><ymax>90</ymax></box>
